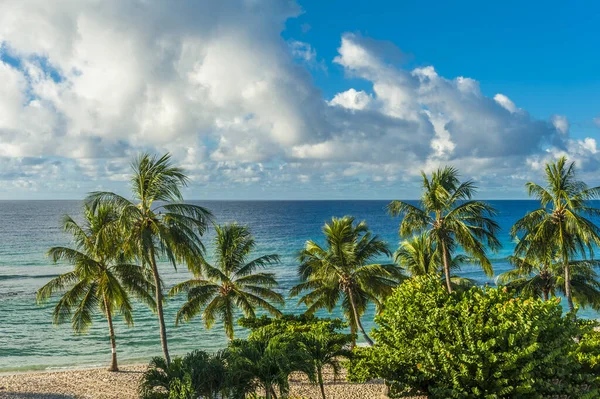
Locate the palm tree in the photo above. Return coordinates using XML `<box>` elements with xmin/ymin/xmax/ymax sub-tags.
<box><xmin>37</xmin><ymin>204</ymin><xmax>154</xmax><ymax>371</ymax></box>
<box><xmin>498</xmin><ymin>251</ymin><xmax>600</xmax><ymax>309</ymax></box>
<box><xmin>228</xmin><ymin>329</ymin><xmax>311</xmax><ymax>399</ymax></box>
<box><xmin>139</xmin><ymin>350</ymin><xmax>237</xmax><ymax>399</ymax></box>
<box><xmin>511</xmin><ymin>156</ymin><xmax>600</xmax><ymax>312</ymax></box>
<box><xmin>169</xmin><ymin>223</ymin><xmax>284</xmax><ymax>340</ymax></box>
<box><xmin>86</xmin><ymin>153</ymin><xmax>212</xmax><ymax>364</ymax></box>
<box><xmin>290</xmin><ymin>216</ymin><xmax>402</xmax><ymax>347</ymax></box>
<box><xmin>297</xmin><ymin>326</ymin><xmax>353</xmax><ymax>399</ymax></box>
<box><xmin>394</xmin><ymin>233</ymin><xmax>476</xmax><ymax>290</ymax></box>
<box><xmin>387</xmin><ymin>166</ymin><xmax>501</xmax><ymax>293</ymax></box>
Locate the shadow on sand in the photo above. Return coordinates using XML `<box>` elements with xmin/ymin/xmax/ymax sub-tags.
<box><xmin>0</xmin><ymin>392</ymin><xmax>76</xmax><ymax>399</ymax></box>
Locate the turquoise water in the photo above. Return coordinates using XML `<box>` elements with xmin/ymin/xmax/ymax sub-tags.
<box><xmin>1</xmin><ymin>200</ymin><xmax>598</xmax><ymax>372</ymax></box>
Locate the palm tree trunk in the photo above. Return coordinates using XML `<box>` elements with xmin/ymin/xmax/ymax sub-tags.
<box><xmin>349</xmin><ymin>322</ymin><xmax>357</xmax><ymax>349</ymax></box>
<box><xmin>318</xmin><ymin>366</ymin><xmax>326</xmax><ymax>399</ymax></box>
<box><xmin>441</xmin><ymin>240</ymin><xmax>453</xmax><ymax>293</ymax></box>
<box><xmin>564</xmin><ymin>258</ymin><xmax>574</xmax><ymax>312</ymax></box>
<box><xmin>265</xmin><ymin>385</ymin><xmax>271</xmax><ymax>399</ymax></box>
<box><xmin>103</xmin><ymin>295</ymin><xmax>118</xmax><ymax>372</ymax></box>
<box><xmin>560</xmin><ymin>232</ymin><xmax>575</xmax><ymax>313</ymax></box>
<box><xmin>348</xmin><ymin>290</ymin><xmax>374</xmax><ymax>346</ymax></box>
<box><xmin>542</xmin><ymin>289</ymin><xmax>549</xmax><ymax>301</ymax></box>
<box><xmin>149</xmin><ymin>247</ymin><xmax>170</xmax><ymax>365</ymax></box>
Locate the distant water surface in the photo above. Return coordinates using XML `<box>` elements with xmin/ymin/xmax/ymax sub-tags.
<box><xmin>0</xmin><ymin>200</ymin><xmax>598</xmax><ymax>371</ymax></box>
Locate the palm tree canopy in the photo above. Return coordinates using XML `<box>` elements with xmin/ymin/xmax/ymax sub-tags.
<box><xmin>510</xmin><ymin>156</ymin><xmax>600</xmax><ymax>312</ymax></box>
<box><xmin>394</xmin><ymin>232</ymin><xmax>477</xmax><ymax>289</ymax></box>
<box><xmin>290</xmin><ymin>216</ymin><xmax>402</xmax><ymax>332</ymax></box>
<box><xmin>86</xmin><ymin>153</ymin><xmax>213</xmax><ymax>269</ymax></box>
<box><xmin>387</xmin><ymin>166</ymin><xmax>501</xmax><ymax>277</ymax></box>
<box><xmin>37</xmin><ymin>204</ymin><xmax>155</xmax><ymax>333</ymax></box>
<box><xmin>497</xmin><ymin>252</ymin><xmax>600</xmax><ymax>310</ymax></box>
<box><xmin>512</xmin><ymin>156</ymin><xmax>600</xmax><ymax>261</ymax></box>
<box><xmin>170</xmin><ymin>223</ymin><xmax>284</xmax><ymax>339</ymax></box>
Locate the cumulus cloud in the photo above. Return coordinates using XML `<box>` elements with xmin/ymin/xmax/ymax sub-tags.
<box><xmin>0</xmin><ymin>2</ymin><xmax>598</xmax><ymax>199</ymax></box>
<box><xmin>329</xmin><ymin>89</ymin><xmax>372</xmax><ymax>110</ymax></box>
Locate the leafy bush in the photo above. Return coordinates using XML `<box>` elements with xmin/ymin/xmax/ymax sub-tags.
<box><xmin>347</xmin><ymin>276</ymin><xmax>600</xmax><ymax>398</ymax></box>
<box><xmin>239</xmin><ymin>314</ymin><xmax>346</xmax><ymax>334</ymax></box>
<box><xmin>574</xmin><ymin>322</ymin><xmax>600</xmax><ymax>381</ymax></box>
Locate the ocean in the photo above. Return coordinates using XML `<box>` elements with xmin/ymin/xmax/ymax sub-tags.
<box><xmin>1</xmin><ymin>200</ymin><xmax>598</xmax><ymax>372</ymax></box>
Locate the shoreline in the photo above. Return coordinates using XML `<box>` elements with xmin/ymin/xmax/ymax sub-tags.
<box><xmin>0</xmin><ymin>362</ymin><xmax>148</xmax><ymax>377</ymax></box>
<box><xmin>0</xmin><ymin>364</ymin><xmax>395</xmax><ymax>399</ymax></box>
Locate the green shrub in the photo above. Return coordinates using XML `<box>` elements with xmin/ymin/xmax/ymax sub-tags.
<box><xmin>239</xmin><ymin>314</ymin><xmax>347</xmax><ymax>335</ymax></box>
<box><xmin>574</xmin><ymin>323</ymin><xmax>600</xmax><ymax>380</ymax></box>
<box><xmin>347</xmin><ymin>276</ymin><xmax>599</xmax><ymax>398</ymax></box>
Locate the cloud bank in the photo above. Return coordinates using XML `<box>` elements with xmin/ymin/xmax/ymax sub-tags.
<box><xmin>0</xmin><ymin>1</ymin><xmax>598</xmax><ymax>199</ymax></box>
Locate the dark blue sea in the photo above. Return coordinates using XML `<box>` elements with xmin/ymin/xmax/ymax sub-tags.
<box><xmin>0</xmin><ymin>200</ymin><xmax>597</xmax><ymax>371</ymax></box>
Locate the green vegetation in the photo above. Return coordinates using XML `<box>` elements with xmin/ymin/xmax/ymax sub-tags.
<box><xmin>86</xmin><ymin>153</ymin><xmax>212</xmax><ymax>364</ymax></box>
<box><xmin>240</xmin><ymin>315</ymin><xmax>353</xmax><ymax>399</ymax></box>
<box><xmin>511</xmin><ymin>156</ymin><xmax>600</xmax><ymax>312</ymax></box>
<box><xmin>37</xmin><ymin>204</ymin><xmax>154</xmax><ymax>371</ymax></box>
<box><xmin>394</xmin><ymin>232</ymin><xmax>476</xmax><ymax>290</ymax></box>
<box><xmin>290</xmin><ymin>216</ymin><xmax>402</xmax><ymax>346</ymax></box>
<box><xmin>139</xmin><ymin>350</ymin><xmax>244</xmax><ymax>399</ymax></box>
<box><xmin>37</xmin><ymin>152</ymin><xmax>600</xmax><ymax>398</ymax></box>
<box><xmin>497</xmin><ymin>252</ymin><xmax>600</xmax><ymax>308</ymax></box>
<box><xmin>388</xmin><ymin>166</ymin><xmax>501</xmax><ymax>293</ymax></box>
<box><xmin>169</xmin><ymin>223</ymin><xmax>284</xmax><ymax>339</ymax></box>
<box><xmin>347</xmin><ymin>276</ymin><xmax>600</xmax><ymax>398</ymax></box>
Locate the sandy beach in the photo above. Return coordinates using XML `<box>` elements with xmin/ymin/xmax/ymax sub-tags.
<box><xmin>0</xmin><ymin>365</ymin><xmax>395</xmax><ymax>399</ymax></box>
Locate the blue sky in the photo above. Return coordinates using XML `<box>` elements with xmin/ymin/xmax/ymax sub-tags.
<box><xmin>0</xmin><ymin>0</ymin><xmax>598</xmax><ymax>200</ymax></box>
<box><xmin>287</xmin><ymin>0</ymin><xmax>600</xmax><ymax>138</ymax></box>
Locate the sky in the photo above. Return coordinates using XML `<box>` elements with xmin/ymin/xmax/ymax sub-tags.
<box><xmin>0</xmin><ymin>0</ymin><xmax>599</xmax><ymax>200</ymax></box>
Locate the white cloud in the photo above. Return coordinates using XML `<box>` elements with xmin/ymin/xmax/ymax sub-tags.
<box><xmin>289</xmin><ymin>40</ymin><xmax>316</xmax><ymax>62</ymax></box>
<box><xmin>493</xmin><ymin>94</ymin><xmax>518</xmax><ymax>113</ymax></box>
<box><xmin>551</xmin><ymin>115</ymin><xmax>569</xmax><ymax>135</ymax></box>
<box><xmin>0</xmin><ymin>3</ymin><xmax>598</xmax><ymax>199</ymax></box>
<box><xmin>329</xmin><ymin>89</ymin><xmax>372</xmax><ymax>110</ymax></box>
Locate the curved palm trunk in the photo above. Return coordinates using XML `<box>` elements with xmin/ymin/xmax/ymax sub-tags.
<box><xmin>349</xmin><ymin>323</ymin><xmax>357</xmax><ymax>349</ymax></box>
<box><xmin>348</xmin><ymin>290</ymin><xmax>374</xmax><ymax>346</ymax></box>
<box><xmin>560</xmin><ymin>231</ymin><xmax>575</xmax><ymax>313</ymax></box>
<box><xmin>149</xmin><ymin>248</ymin><xmax>170</xmax><ymax>365</ymax></box>
<box><xmin>441</xmin><ymin>240</ymin><xmax>453</xmax><ymax>293</ymax></box>
<box><xmin>564</xmin><ymin>258</ymin><xmax>574</xmax><ymax>312</ymax></box>
<box><xmin>103</xmin><ymin>295</ymin><xmax>118</xmax><ymax>372</ymax></box>
<box><xmin>317</xmin><ymin>366</ymin><xmax>326</xmax><ymax>399</ymax></box>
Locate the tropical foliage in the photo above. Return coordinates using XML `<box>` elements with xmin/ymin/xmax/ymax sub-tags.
<box><xmin>86</xmin><ymin>153</ymin><xmax>212</xmax><ymax>364</ymax></box>
<box><xmin>296</xmin><ymin>325</ymin><xmax>353</xmax><ymax>399</ymax></box>
<box><xmin>240</xmin><ymin>315</ymin><xmax>353</xmax><ymax>399</ymax></box>
<box><xmin>139</xmin><ymin>349</ymin><xmax>248</xmax><ymax>399</ymax></box>
<box><xmin>394</xmin><ymin>232</ymin><xmax>476</xmax><ymax>290</ymax></box>
<box><xmin>511</xmin><ymin>156</ymin><xmax>600</xmax><ymax>312</ymax></box>
<box><xmin>388</xmin><ymin>167</ymin><xmax>501</xmax><ymax>292</ymax></box>
<box><xmin>228</xmin><ymin>329</ymin><xmax>313</xmax><ymax>399</ymax></box>
<box><xmin>37</xmin><ymin>204</ymin><xmax>154</xmax><ymax>371</ymax></box>
<box><xmin>574</xmin><ymin>323</ymin><xmax>600</xmax><ymax>382</ymax></box>
<box><xmin>497</xmin><ymin>252</ymin><xmax>600</xmax><ymax>309</ymax></box>
<box><xmin>169</xmin><ymin>223</ymin><xmax>284</xmax><ymax>339</ymax></box>
<box><xmin>347</xmin><ymin>276</ymin><xmax>600</xmax><ymax>398</ymax></box>
<box><xmin>34</xmin><ymin>152</ymin><xmax>600</xmax><ymax>396</ymax></box>
<box><xmin>290</xmin><ymin>216</ymin><xmax>402</xmax><ymax>346</ymax></box>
